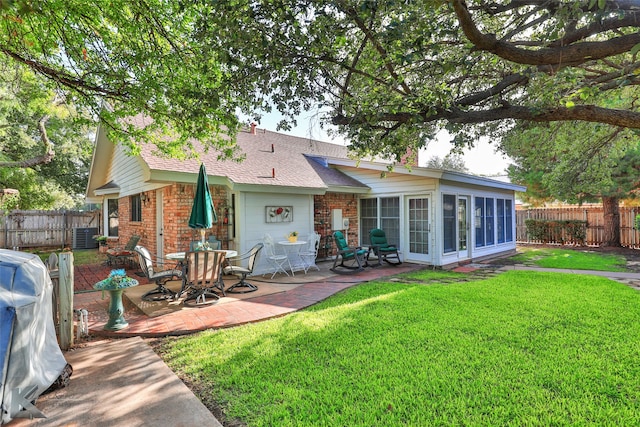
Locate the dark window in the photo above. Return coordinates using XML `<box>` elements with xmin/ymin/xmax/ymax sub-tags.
<box><xmin>130</xmin><ymin>194</ymin><xmax>142</xmax><ymax>222</ymax></box>
<box><xmin>107</xmin><ymin>199</ymin><xmax>119</xmax><ymax>237</ymax></box>
<box><xmin>497</xmin><ymin>199</ymin><xmax>505</xmax><ymax>243</ymax></box>
<box><xmin>443</xmin><ymin>194</ymin><xmax>456</xmax><ymax>253</ymax></box>
<box><xmin>475</xmin><ymin>197</ymin><xmax>484</xmax><ymax>247</ymax></box>
<box><xmin>505</xmin><ymin>199</ymin><xmax>513</xmax><ymax>242</ymax></box>
<box><xmin>360</xmin><ymin>199</ymin><xmax>377</xmax><ymax>246</ymax></box>
<box><xmin>380</xmin><ymin>197</ymin><xmax>400</xmax><ymax>246</ymax></box>
<box><xmin>360</xmin><ymin>197</ymin><xmax>400</xmax><ymax>246</ymax></box>
<box><xmin>485</xmin><ymin>198</ymin><xmax>494</xmax><ymax>245</ymax></box>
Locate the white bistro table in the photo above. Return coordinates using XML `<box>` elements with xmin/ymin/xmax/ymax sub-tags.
<box><xmin>277</xmin><ymin>240</ymin><xmax>307</xmax><ymax>275</ymax></box>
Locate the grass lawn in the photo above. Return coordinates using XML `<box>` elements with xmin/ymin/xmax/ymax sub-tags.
<box><xmin>159</xmin><ymin>271</ymin><xmax>640</xmax><ymax>426</ymax></box>
<box><xmin>509</xmin><ymin>247</ymin><xmax>629</xmax><ymax>271</ymax></box>
<box><xmin>28</xmin><ymin>248</ymin><xmax>106</xmax><ymax>266</ymax></box>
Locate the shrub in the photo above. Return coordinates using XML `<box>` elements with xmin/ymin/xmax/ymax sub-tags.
<box><xmin>525</xmin><ymin>219</ymin><xmax>587</xmax><ymax>245</ymax></box>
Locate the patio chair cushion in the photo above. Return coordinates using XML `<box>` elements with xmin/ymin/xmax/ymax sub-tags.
<box><xmin>106</xmin><ymin>248</ymin><xmax>134</xmax><ymax>256</ymax></box>
<box><xmin>106</xmin><ymin>235</ymin><xmax>141</xmax><ymax>266</ymax></box>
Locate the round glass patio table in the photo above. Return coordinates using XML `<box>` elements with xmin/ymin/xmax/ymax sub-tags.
<box><xmin>166</xmin><ymin>250</ymin><xmax>237</xmax><ymax>261</ymax></box>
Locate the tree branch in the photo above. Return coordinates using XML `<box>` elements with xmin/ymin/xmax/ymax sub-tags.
<box><xmin>0</xmin><ymin>115</ymin><xmax>55</xmax><ymax>168</ymax></box>
<box><xmin>333</xmin><ymin>104</ymin><xmax>640</xmax><ymax>129</ymax></box>
<box><xmin>452</xmin><ymin>0</ymin><xmax>640</xmax><ymax>68</ymax></box>
<box><xmin>340</xmin><ymin>1</ymin><xmax>412</xmax><ymax>95</ymax></box>
<box><xmin>0</xmin><ymin>47</ymin><xmax>130</xmax><ymax>99</ymax></box>
<box><xmin>455</xmin><ymin>73</ymin><xmax>529</xmax><ymax>107</ymax></box>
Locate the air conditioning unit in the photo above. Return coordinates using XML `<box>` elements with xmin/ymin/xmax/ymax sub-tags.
<box><xmin>72</xmin><ymin>227</ymin><xmax>99</xmax><ymax>249</ymax></box>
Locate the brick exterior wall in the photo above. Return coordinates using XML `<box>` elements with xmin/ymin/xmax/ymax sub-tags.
<box><xmin>314</xmin><ymin>192</ymin><xmax>360</xmax><ymax>258</ymax></box>
<box><xmin>113</xmin><ymin>184</ymin><xmax>230</xmax><ymax>256</ymax></box>
<box><xmin>114</xmin><ymin>186</ymin><xmax>354</xmax><ymax>259</ymax></box>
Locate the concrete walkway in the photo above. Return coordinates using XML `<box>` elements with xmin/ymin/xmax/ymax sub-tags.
<box><xmin>11</xmin><ymin>338</ymin><xmax>222</xmax><ymax>427</ymax></box>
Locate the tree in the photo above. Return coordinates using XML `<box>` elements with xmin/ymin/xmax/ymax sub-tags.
<box><xmin>0</xmin><ymin>0</ymin><xmax>243</xmax><ymax>159</ymax></box>
<box><xmin>0</xmin><ymin>59</ymin><xmax>93</xmax><ymax>209</ymax></box>
<box><xmin>3</xmin><ymin>1</ymin><xmax>640</xmax><ymax>163</ymax></box>
<box><xmin>426</xmin><ymin>154</ymin><xmax>468</xmax><ymax>173</ymax></box>
<box><xmin>187</xmin><ymin>0</ymin><xmax>640</xmax><ymax>161</ymax></box>
<box><xmin>501</xmin><ymin>121</ymin><xmax>640</xmax><ymax>246</ymax></box>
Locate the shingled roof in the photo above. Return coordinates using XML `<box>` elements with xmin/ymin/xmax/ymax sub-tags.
<box><xmin>140</xmin><ymin>125</ymin><xmax>370</xmax><ymax>192</ymax></box>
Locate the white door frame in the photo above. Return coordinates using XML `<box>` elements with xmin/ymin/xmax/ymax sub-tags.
<box><xmin>405</xmin><ymin>194</ymin><xmax>432</xmax><ymax>263</ymax></box>
<box><xmin>457</xmin><ymin>195</ymin><xmax>471</xmax><ymax>261</ymax></box>
<box><xmin>156</xmin><ymin>189</ymin><xmax>164</xmax><ymax>259</ymax></box>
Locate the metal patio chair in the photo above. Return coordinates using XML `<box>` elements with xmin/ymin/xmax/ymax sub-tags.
<box><xmin>134</xmin><ymin>245</ymin><xmax>183</xmax><ymax>301</ymax></box>
<box><xmin>223</xmin><ymin>243</ymin><xmax>263</xmax><ymax>293</ymax></box>
<box><xmin>106</xmin><ymin>235</ymin><xmax>141</xmax><ymax>266</ymax></box>
<box><xmin>300</xmin><ymin>232</ymin><xmax>321</xmax><ymax>273</ymax></box>
<box><xmin>263</xmin><ymin>234</ymin><xmax>292</xmax><ymax>279</ymax></box>
<box><xmin>182</xmin><ymin>250</ymin><xmax>226</xmax><ymax>307</ymax></box>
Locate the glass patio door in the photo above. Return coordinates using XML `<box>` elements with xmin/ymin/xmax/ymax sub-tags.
<box><xmin>407</xmin><ymin>196</ymin><xmax>432</xmax><ymax>263</ymax></box>
<box><xmin>458</xmin><ymin>196</ymin><xmax>471</xmax><ymax>260</ymax></box>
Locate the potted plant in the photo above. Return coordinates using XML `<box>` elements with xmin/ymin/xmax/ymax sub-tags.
<box><xmin>288</xmin><ymin>231</ymin><xmax>298</xmax><ymax>243</ymax></box>
<box><xmin>93</xmin><ymin>235</ymin><xmax>108</xmax><ymax>245</ymax></box>
<box><xmin>94</xmin><ymin>235</ymin><xmax>109</xmax><ymax>253</ymax></box>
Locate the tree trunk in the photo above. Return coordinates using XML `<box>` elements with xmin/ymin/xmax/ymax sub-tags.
<box><xmin>601</xmin><ymin>196</ymin><xmax>621</xmax><ymax>247</ymax></box>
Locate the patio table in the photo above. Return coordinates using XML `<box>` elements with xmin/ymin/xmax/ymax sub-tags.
<box><xmin>277</xmin><ymin>241</ymin><xmax>307</xmax><ymax>274</ymax></box>
<box><xmin>166</xmin><ymin>250</ymin><xmax>237</xmax><ymax>261</ymax></box>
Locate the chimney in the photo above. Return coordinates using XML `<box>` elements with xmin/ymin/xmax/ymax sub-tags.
<box><xmin>250</xmin><ymin>122</ymin><xmax>257</xmax><ymax>135</ymax></box>
<box><xmin>400</xmin><ymin>147</ymin><xmax>418</xmax><ymax>166</ymax></box>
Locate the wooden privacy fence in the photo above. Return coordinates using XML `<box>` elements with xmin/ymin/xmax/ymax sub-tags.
<box><xmin>0</xmin><ymin>209</ymin><xmax>101</xmax><ymax>249</ymax></box>
<box><xmin>516</xmin><ymin>206</ymin><xmax>640</xmax><ymax>248</ymax></box>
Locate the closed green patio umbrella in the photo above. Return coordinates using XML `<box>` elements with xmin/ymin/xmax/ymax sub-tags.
<box><xmin>189</xmin><ymin>163</ymin><xmax>217</xmax><ymax>244</ymax></box>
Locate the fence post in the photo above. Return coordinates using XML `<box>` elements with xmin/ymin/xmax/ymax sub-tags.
<box><xmin>3</xmin><ymin>210</ymin><xmax>6</xmax><ymax>249</ymax></box>
<box><xmin>62</xmin><ymin>210</ymin><xmax>67</xmax><ymax>250</ymax></box>
<box><xmin>58</xmin><ymin>252</ymin><xmax>74</xmax><ymax>350</ymax></box>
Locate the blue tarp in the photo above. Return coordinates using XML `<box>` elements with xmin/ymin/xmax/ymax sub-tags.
<box><xmin>0</xmin><ymin>307</ymin><xmax>15</xmax><ymax>413</ymax></box>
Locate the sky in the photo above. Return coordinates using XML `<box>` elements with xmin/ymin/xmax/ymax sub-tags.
<box><xmin>252</xmin><ymin>111</ymin><xmax>513</xmax><ymax>177</ymax></box>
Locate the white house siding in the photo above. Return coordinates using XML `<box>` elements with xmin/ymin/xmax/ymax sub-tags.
<box><xmin>236</xmin><ymin>191</ymin><xmax>315</xmax><ymax>276</ymax></box>
<box><xmin>338</xmin><ymin>166</ymin><xmax>519</xmax><ymax>267</ymax></box>
<box><xmin>338</xmin><ymin>167</ymin><xmax>435</xmax><ymax>196</ymax></box>
<box><xmin>110</xmin><ymin>145</ymin><xmax>148</xmax><ymax>197</ymax></box>
<box><xmin>437</xmin><ymin>182</ymin><xmax>518</xmax><ymax>267</ymax></box>
<box><xmin>337</xmin><ymin>167</ymin><xmax>441</xmax><ymax>264</ymax></box>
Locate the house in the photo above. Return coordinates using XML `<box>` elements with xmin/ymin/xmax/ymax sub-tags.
<box><xmin>86</xmin><ymin>121</ymin><xmax>525</xmax><ymax>272</ymax></box>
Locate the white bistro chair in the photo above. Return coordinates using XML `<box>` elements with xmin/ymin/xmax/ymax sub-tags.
<box><xmin>300</xmin><ymin>232</ymin><xmax>321</xmax><ymax>273</ymax></box>
<box><xmin>263</xmin><ymin>234</ymin><xmax>292</xmax><ymax>279</ymax></box>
